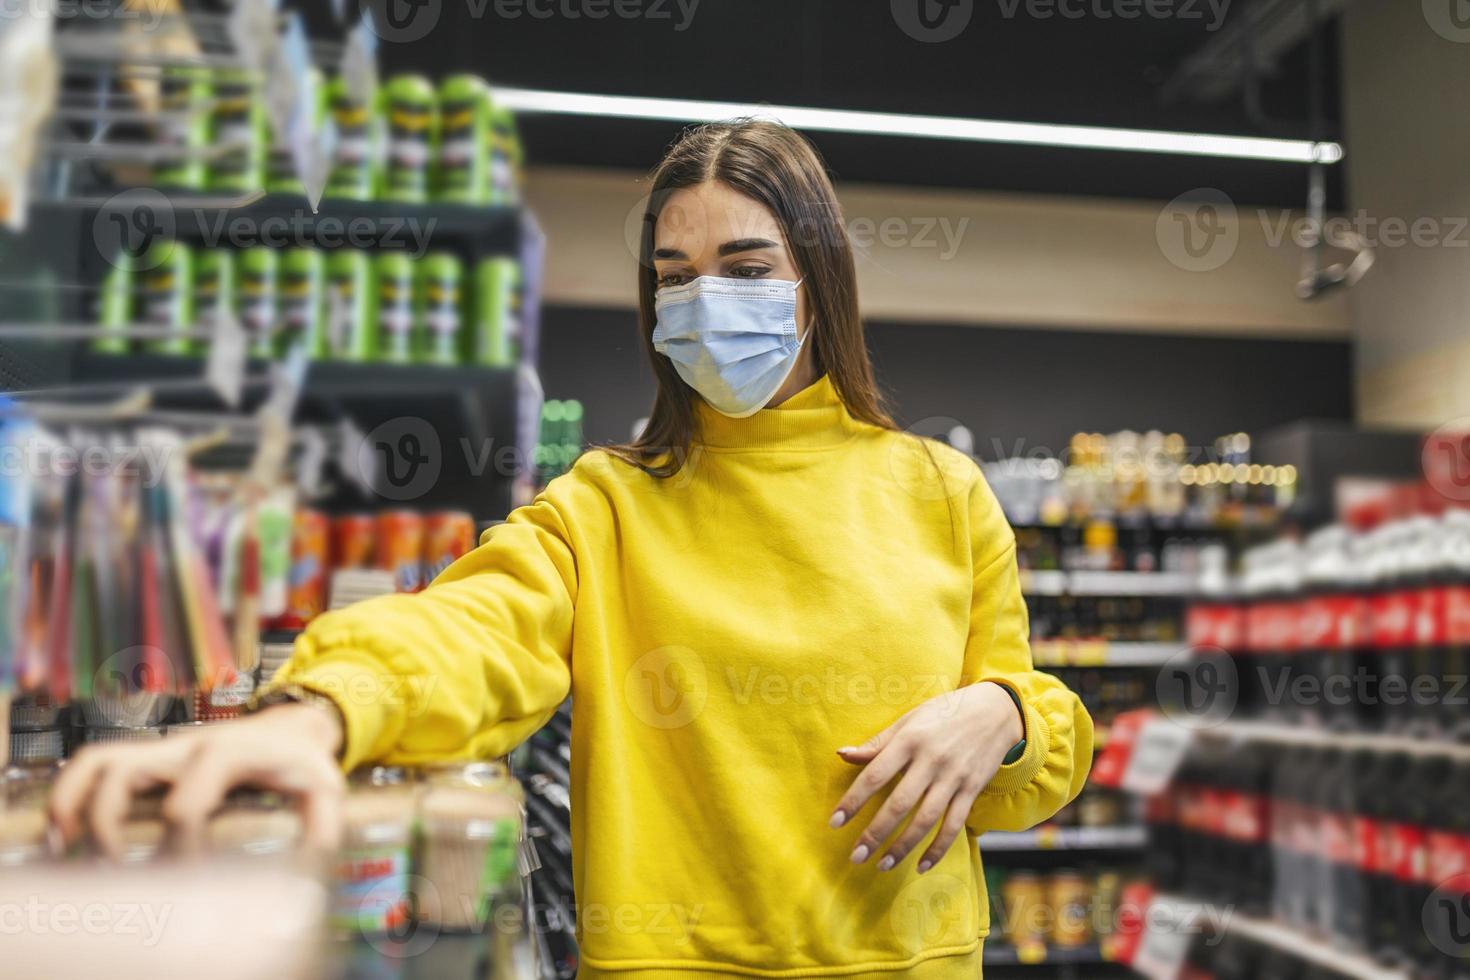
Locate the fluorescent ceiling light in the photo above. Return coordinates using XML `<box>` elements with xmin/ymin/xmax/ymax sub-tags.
<box><xmin>495</xmin><ymin>87</ymin><xmax>1343</xmax><ymax>165</ymax></box>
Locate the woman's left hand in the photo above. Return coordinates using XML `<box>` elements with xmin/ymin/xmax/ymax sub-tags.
<box><xmin>831</xmin><ymin>681</ymin><xmax>1024</xmax><ymax>873</ymax></box>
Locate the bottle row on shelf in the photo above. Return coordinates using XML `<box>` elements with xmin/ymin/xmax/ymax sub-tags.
<box><xmin>984</xmin><ymin>430</ymin><xmax>1295</xmax><ymax>530</ymax></box>
<box><xmin>1145</xmin><ymin>734</ymin><xmax>1470</xmax><ymax>980</ymax></box>
<box><xmin>1185</xmin><ymin>508</ymin><xmax>1470</xmax><ymax>738</ymax></box>
<box><xmin>96</xmin><ymin>243</ymin><xmax>524</xmax><ymax>368</ymax></box>
<box><xmin>154</xmin><ymin>66</ymin><xmax>524</xmax><ymax>208</ymax></box>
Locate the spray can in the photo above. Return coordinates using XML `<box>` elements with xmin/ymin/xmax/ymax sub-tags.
<box><xmin>210</xmin><ymin>70</ymin><xmax>268</xmax><ymax>193</ymax></box>
<box><xmin>382</xmin><ymin>75</ymin><xmax>437</xmax><ymax>203</ymax></box>
<box><xmin>94</xmin><ymin>252</ymin><xmax>134</xmax><ymax>354</ymax></box>
<box><xmin>419</xmin><ymin>253</ymin><xmax>464</xmax><ymax>366</ymax></box>
<box><xmin>325</xmin><ymin>75</ymin><xmax>382</xmax><ymax>201</ymax></box>
<box><xmin>376</xmin><ymin>252</ymin><xmax>418</xmax><ymax>364</ymax></box>
<box><xmin>473</xmin><ymin>257</ymin><xmax>520</xmax><ymax>367</ymax></box>
<box><xmin>154</xmin><ymin>68</ymin><xmax>213</xmax><ymax>190</ymax></box>
<box><xmin>326</xmin><ymin>250</ymin><xmax>377</xmax><ymax>361</ymax></box>
<box><xmin>488</xmin><ymin>104</ymin><xmax>522</xmax><ymax>206</ymax></box>
<box><xmin>192</xmin><ymin>248</ymin><xmax>236</xmax><ymax>341</ymax></box>
<box><xmin>137</xmin><ymin>240</ymin><xmax>195</xmax><ymax>355</ymax></box>
<box><xmin>266</xmin><ymin>67</ymin><xmax>327</xmax><ymax>195</ymax></box>
<box><xmin>276</xmin><ymin>248</ymin><xmax>328</xmax><ymax>359</ymax></box>
<box><xmin>235</xmin><ymin>247</ymin><xmax>279</xmax><ymax>359</ymax></box>
<box><xmin>436</xmin><ymin>75</ymin><xmax>493</xmax><ymax>204</ymax></box>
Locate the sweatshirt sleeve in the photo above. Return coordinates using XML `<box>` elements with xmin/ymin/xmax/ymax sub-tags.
<box><xmin>960</xmin><ymin>472</ymin><xmax>1094</xmax><ymax>835</ymax></box>
<box><xmin>261</xmin><ymin>487</ymin><xmax>578</xmax><ymax>772</ymax></box>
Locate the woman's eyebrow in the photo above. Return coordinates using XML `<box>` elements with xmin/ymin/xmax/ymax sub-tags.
<box><xmin>652</xmin><ymin>247</ymin><xmax>688</xmax><ymax>260</ymax></box>
<box><xmin>718</xmin><ymin>238</ymin><xmax>780</xmax><ymax>256</ymax></box>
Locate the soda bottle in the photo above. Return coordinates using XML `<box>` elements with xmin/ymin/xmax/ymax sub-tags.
<box><xmin>1444</xmin><ymin>510</ymin><xmax>1470</xmax><ymax>740</ymax></box>
<box><xmin>1396</xmin><ymin>756</ymin><xmax>1447</xmax><ymax>973</ymax></box>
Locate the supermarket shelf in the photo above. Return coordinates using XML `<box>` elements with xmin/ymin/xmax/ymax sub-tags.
<box><xmin>108</xmin><ymin>192</ymin><xmax>524</xmax><ymax>259</ymax></box>
<box><xmin>983</xmin><ymin>941</ymin><xmax>1112</xmax><ymax>967</ymax></box>
<box><xmin>1019</xmin><ymin>570</ymin><xmax>1196</xmax><ymax>598</ymax></box>
<box><xmin>69</xmin><ymin>351</ymin><xmax>525</xmax><ymax>519</ymax></box>
<box><xmin>1151</xmin><ymin>895</ymin><xmax>1410</xmax><ymax>980</ymax></box>
<box><xmin>978</xmin><ymin>825</ymin><xmax>1148</xmax><ymax>851</ymax></box>
<box><xmin>1197</xmin><ymin>719</ymin><xmax>1470</xmax><ymax>760</ymax></box>
<box><xmin>1031</xmin><ymin>641</ymin><xmax>1179</xmax><ymax>668</ymax></box>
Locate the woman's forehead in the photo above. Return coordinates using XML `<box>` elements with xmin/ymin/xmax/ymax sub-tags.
<box><xmin>654</xmin><ymin>183</ymin><xmax>786</xmax><ymax>257</ymax></box>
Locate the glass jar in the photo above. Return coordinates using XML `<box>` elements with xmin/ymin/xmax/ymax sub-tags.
<box><xmin>332</xmin><ymin>768</ymin><xmax>417</xmax><ymax>936</ymax></box>
<box><xmin>414</xmin><ymin>762</ymin><xmax>524</xmax><ymax>932</ymax></box>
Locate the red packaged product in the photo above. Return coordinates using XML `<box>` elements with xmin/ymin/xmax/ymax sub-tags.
<box><xmin>376</xmin><ymin>511</ymin><xmax>425</xmax><ymax>593</ymax></box>
<box><xmin>423</xmin><ymin>511</ymin><xmax>477</xmax><ymax>584</ymax></box>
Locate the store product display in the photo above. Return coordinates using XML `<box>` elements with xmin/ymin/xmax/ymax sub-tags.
<box><xmin>1188</xmin><ymin>508</ymin><xmax>1470</xmax><ymax>736</ymax></box>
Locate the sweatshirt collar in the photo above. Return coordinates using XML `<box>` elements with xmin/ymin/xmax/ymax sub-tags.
<box><xmin>693</xmin><ymin>375</ymin><xmax>863</xmax><ymax>451</ymax></box>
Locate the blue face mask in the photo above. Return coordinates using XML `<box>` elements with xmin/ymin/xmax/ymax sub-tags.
<box><xmin>652</xmin><ymin>275</ymin><xmax>805</xmax><ymax>419</ymax></box>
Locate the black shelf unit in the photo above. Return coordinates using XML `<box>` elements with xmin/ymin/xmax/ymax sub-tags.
<box><xmin>68</xmin><ymin>350</ymin><xmax>527</xmax><ymax>521</ymax></box>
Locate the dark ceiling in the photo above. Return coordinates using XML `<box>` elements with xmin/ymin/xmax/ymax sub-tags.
<box><xmin>316</xmin><ymin>0</ymin><xmax>1347</xmax><ymax>208</ymax></box>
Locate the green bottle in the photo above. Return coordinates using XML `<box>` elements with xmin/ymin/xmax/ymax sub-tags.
<box><xmin>418</xmin><ymin>252</ymin><xmax>464</xmax><ymax>365</ymax></box>
<box><xmin>382</xmin><ymin>74</ymin><xmax>437</xmax><ymax>203</ymax></box>
<box><xmin>326</xmin><ymin>250</ymin><xmax>377</xmax><ymax>361</ymax></box>
<box><xmin>193</xmin><ymin>248</ymin><xmax>236</xmax><ymax>343</ymax></box>
<box><xmin>210</xmin><ymin>70</ymin><xmax>268</xmax><ymax>193</ymax></box>
<box><xmin>235</xmin><ymin>247</ymin><xmax>279</xmax><ymax>359</ymax></box>
<box><xmin>95</xmin><ymin>252</ymin><xmax>134</xmax><ymax>354</ymax></box>
<box><xmin>325</xmin><ymin>76</ymin><xmax>382</xmax><ymax>201</ymax></box>
<box><xmin>153</xmin><ymin>68</ymin><xmax>213</xmax><ymax>190</ymax></box>
<box><xmin>436</xmin><ymin>75</ymin><xmax>493</xmax><ymax>204</ymax></box>
<box><xmin>473</xmin><ymin>257</ymin><xmax>520</xmax><ymax>367</ymax></box>
<box><xmin>137</xmin><ymin>240</ymin><xmax>195</xmax><ymax>355</ymax></box>
<box><xmin>276</xmin><ymin>248</ymin><xmax>327</xmax><ymax>359</ymax></box>
<box><xmin>489</xmin><ymin>104</ymin><xmax>522</xmax><ymax>206</ymax></box>
<box><xmin>376</xmin><ymin>252</ymin><xmax>418</xmax><ymax>364</ymax></box>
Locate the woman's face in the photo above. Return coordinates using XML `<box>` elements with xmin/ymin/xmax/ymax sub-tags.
<box><xmin>651</xmin><ymin>180</ymin><xmax>817</xmax><ymax>406</ymax></box>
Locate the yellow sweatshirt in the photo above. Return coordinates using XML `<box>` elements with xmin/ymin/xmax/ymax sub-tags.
<box><xmin>270</xmin><ymin>375</ymin><xmax>1093</xmax><ymax>977</ymax></box>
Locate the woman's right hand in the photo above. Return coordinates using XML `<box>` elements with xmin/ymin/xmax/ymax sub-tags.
<box><xmin>49</xmin><ymin>702</ymin><xmax>347</xmax><ymax>860</ymax></box>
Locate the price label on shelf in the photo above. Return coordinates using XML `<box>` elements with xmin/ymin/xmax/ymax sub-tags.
<box><xmin>1120</xmin><ymin>717</ymin><xmax>1194</xmax><ymax>796</ymax></box>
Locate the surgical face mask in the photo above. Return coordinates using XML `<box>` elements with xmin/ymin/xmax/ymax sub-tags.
<box><xmin>652</xmin><ymin>275</ymin><xmax>805</xmax><ymax>419</ymax></box>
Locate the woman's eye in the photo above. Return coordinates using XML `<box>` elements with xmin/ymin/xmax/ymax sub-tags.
<box><xmin>656</xmin><ymin>272</ymin><xmax>691</xmax><ymax>288</ymax></box>
<box><xmin>729</xmin><ymin>265</ymin><xmax>772</xmax><ymax>279</ymax></box>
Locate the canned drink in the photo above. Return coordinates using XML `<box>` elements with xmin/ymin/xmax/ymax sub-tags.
<box><xmin>437</xmin><ymin>75</ymin><xmax>493</xmax><ymax>204</ymax></box>
<box><xmin>279</xmin><ymin>508</ymin><xmax>329</xmax><ymax>628</ymax></box>
<box><xmin>1047</xmin><ymin>870</ymin><xmax>1094</xmax><ymax>948</ymax></box>
<box><xmin>474</xmin><ymin>257</ymin><xmax>520</xmax><ymax>367</ymax></box>
<box><xmin>376</xmin><ymin>511</ymin><xmax>425</xmax><ymax>593</ymax></box>
<box><xmin>423</xmin><ymin>511</ymin><xmax>476</xmax><ymax>583</ymax></box>
<box><xmin>210</xmin><ymin>69</ymin><xmax>268</xmax><ymax>193</ymax></box>
<box><xmin>153</xmin><ymin>67</ymin><xmax>213</xmax><ymax>190</ymax></box>
<box><xmin>137</xmin><ymin>239</ymin><xmax>195</xmax><ymax>356</ymax></box>
<box><xmin>376</xmin><ymin>252</ymin><xmax>418</xmax><ymax>364</ymax></box>
<box><xmin>236</xmin><ymin>247</ymin><xmax>279</xmax><ymax>359</ymax></box>
<box><xmin>326</xmin><ymin>250</ymin><xmax>377</xmax><ymax>361</ymax></box>
<box><xmin>277</xmin><ymin>248</ymin><xmax>328</xmax><ymax>359</ymax></box>
<box><xmin>488</xmin><ymin>103</ymin><xmax>522</xmax><ymax>206</ymax></box>
<box><xmin>382</xmin><ymin>74</ymin><xmax>437</xmax><ymax>203</ymax></box>
<box><xmin>419</xmin><ymin>253</ymin><xmax>464</xmax><ymax>366</ymax></box>
<box><xmin>1001</xmin><ymin>871</ymin><xmax>1048</xmax><ymax>951</ymax></box>
<box><xmin>95</xmin><ymin>251</ymin><xmax>133</xmax><ymax>354</ymax></box>
<box><xmin>325</xmin><ymin>75</ymin><xmax>382</xmax><ymax>201</ymax></box>
<box><xmin>193</xmin><ymin>248</ymin><xmax>236</xmax><ymax>339</ymax></box>
<box><xmin>333</xmin><ymin>513</ymin><xmax>376</xmax><ymax>570</ymax></box>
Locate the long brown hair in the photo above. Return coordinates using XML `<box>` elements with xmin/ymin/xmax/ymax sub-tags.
<box><xmin>608</xmin><ymin>119</ymin><xmax>896</xmax><ymax>476</ymax></box>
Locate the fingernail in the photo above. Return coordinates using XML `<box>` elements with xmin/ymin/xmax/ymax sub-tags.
<box><xmin>917</xmin><ymin>860</ymin><xmax>933</xmax><ymax>874</ymax></box>
<box><xmin>829</xmin><ymin>811</ymin><xmax>847</xmax><ymax>828</ymax></box>
<box><xmin>836</xmin><ymin>746</ymin><xmax>858</xmax><ymax>755</ymax></box>
<box><xmin>850</xmin><ymin>844</ymin><xmax>870</xmax><ymax>864</ymax></box>
<box><xmin>878</xmin><ymin>855</ymin><xmax>896</xmax><ymax>871</ymax></box>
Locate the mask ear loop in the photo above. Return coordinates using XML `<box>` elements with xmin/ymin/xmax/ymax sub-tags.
<box><xmin>792</xmin><ymin>278</ymin><xmax>811</xmax><ymax>342</ymax></box>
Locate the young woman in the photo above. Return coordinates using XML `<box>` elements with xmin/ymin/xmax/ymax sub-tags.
<box><xmin>53</xmin><ymin>120</ymin><xmax>1093</xmax><ymax>978</ymax></box>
